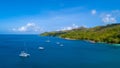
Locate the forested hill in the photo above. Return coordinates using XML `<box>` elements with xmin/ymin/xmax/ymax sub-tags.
<box><xmin>41</xmin><ymin>23</ymin><xmax>120</xmax><ymax>44</ymax></box>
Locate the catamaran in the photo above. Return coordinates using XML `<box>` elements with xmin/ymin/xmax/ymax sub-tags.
<box><xmin>19</xmin><ymin>42</ymin><xmax>30</xmax><ymax>58</ymax></box>
<box><xmin>19</xmin><ymin>51</ymin><xmax>30</xmax><ymax>57</ymax></box>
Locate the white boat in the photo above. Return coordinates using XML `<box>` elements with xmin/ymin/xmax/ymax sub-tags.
<box><xmin>19</xmin><ymin>51</ymin><xmax>30</xmax><ymax>58</ymax></box>
<box><xmin>38</xmin><ymin>47</ymin><xmax>44</xmax><ymax>50</ymax></box>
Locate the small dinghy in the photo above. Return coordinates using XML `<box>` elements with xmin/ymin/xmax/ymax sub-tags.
<box><xmin>38</xmin><ymin>47</ymin><xmax>44</xmax><ymax>50</ymax></box>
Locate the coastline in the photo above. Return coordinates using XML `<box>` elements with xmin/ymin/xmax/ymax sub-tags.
<box><xmin>111</xmin><ymin>44</ymin><xmax>120</xmax><ymax>46</ymax></box>
<box><xmin>64</xmin><ymin>38</ymin><xmax>76</xmax><ymax>40</ymax></box>
<box><xmin>62</xmin><ymin>37</ymin><xmax>120</xmax><ymax>46</ymax></box>
<box><xmin>40</xmin><ymin>35</ymin><xmax>120</xmax><ymax>46</ymax></box>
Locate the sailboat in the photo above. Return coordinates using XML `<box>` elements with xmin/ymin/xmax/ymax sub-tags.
<box><xmin>19</xmin><ymin>42</ymin><xmax>30</xmax><ymax>58</ymax></box>
<box><xmin>19</xmin><ymin>51</ymin><xmax>30</xmax><ymax>58</ymax></box>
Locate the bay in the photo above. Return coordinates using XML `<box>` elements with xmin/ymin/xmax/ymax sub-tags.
<box><xmin>0</xmin><ymin>35</ymin><xmax>120</xmax><ymax>68</ymax></box>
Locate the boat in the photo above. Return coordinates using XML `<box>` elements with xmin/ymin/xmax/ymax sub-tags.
<box><xmin>19</xmin><ymin>51</ymin><xmax>30</xmax><ymax>58</ymax></box>
<box><xmin>19</xmin><ymin>42</ymin><xmax>30</xmax><ymax>58</ymax></box>
<box><xmin>38</xmin><ymin>47</ymin><xmax>44</xmax><ymax>50</ymax></box>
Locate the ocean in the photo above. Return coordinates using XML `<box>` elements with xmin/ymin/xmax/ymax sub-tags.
<box><xmin>0</xmin><ymin>35</ymin><xmax>120</xmax><ymax>68</ymax></box>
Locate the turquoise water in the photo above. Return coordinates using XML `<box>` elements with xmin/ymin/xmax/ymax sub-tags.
<box><xmin>0</xmin><ymin>35</ymin><xmax>120</xmax><ymax>68</ymax></box>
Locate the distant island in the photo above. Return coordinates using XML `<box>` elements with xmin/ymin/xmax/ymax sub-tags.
<box><xmin>41</xmin><ymin>23</ymin><xmax>120</xmax><ymax>44</ymax></box>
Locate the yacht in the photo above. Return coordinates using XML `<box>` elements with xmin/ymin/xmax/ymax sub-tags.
<box><xmin>19</xmin><ymin>51</ymin><xmax>30</xmax><ymax>58</ymax></box>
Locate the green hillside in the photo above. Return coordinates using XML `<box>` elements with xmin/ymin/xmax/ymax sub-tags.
<box><xmin>41</xmin><ymin>23</ymin><xmax>120</xmax><ymax>44</ymax></box>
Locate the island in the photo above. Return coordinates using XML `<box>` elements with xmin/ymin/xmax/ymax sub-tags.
<box><xmin>40</xmin><ymin>23</ymin><xmax>120</xmax><ymax>44</ymax></box>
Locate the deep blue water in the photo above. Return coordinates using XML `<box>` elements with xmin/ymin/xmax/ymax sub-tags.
<box><xmin>0</xmin><ymin>35</ymin><xmax>120</xmax><ymax>68</ymax></box>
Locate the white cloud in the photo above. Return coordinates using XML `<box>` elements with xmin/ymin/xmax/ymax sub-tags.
<box><xmin>100</xmin><ymin>10</ymin><xmax>120</xmax><ymax>24</ymax></box>
<box><xmin>72</xmin><ymin>24</ymin><xmax>79</xmax><ymax>28</ymax></box>
<box><xmin>91</xmin><ymin>10</ymin><xmax>97</xmax><ymax>15</ymax></box>
<box><xmin>101</xmin><ymin>14</ymin><xmax>117</xmax><ymax>24</ymax></box>
<box><xmin>18</xmin><ymin>26</ymin><xmax>27</xmax><ymax>32</ymax></box>
<box><xmin>12</xmin><ymin>23</ymin><xmax>41</xmax><ymax>32</ymax></box>
<box><xmin>60</xmin><ymin>24</ymin><xmax>79</xmax><ymax>31</ymax></box>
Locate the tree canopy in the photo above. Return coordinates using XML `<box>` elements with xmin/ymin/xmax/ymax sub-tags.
<box><xmin>41</xmin><ymin>23</ymin><xmax>120</xmax><ymax>44</ymax></box>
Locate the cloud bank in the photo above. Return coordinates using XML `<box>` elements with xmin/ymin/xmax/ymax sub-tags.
<box><xmin>12</xmin><ymin>23</ymin><xmax>41</xmax><ymax>32</ymax></box>
<box><xmin>60</xmin><ymin>24</ymin><xmax>79</xmax><ymax>31</ymax></box>
<box><xmin>100</xmin><ymin>10</ymin><xmax>120</xmax><ymax>24</ymax></box>
<box><xmin>102</xmin><ymin>14</ymin><xmax>116</xmax><ymax>24</ymax></box>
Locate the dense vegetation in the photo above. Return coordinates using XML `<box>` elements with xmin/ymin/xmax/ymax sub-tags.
<box><xmin>41</xmin><ymin>23</ymin><xmax>120</xmax><ymax>44</ymax></box>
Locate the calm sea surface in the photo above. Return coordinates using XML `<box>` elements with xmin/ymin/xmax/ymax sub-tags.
<box><xmin>0</xmin><ymin>35</ymin><xmax>120</xmax><ymax>68</ymax></box>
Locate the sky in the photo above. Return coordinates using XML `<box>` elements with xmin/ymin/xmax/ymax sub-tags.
<box><xmin>0</xmin><ymin>0</ymin><xmax>120</xmax><ymax>34</ymax></box>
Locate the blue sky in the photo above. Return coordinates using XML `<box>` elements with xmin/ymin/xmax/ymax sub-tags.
<box><xmin>0</xmin><ymin>0</ymin><xmax>120</xmax><ymax>34</ymax></box>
